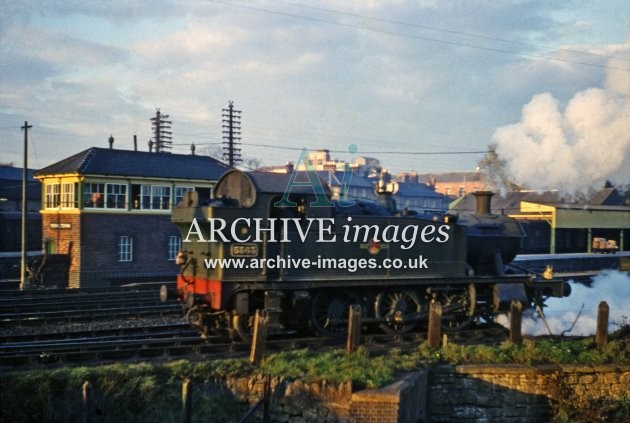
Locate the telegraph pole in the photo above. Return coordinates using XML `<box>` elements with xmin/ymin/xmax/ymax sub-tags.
<box><xmin>150</xmin><ymin>109</ymin><xmax>172</xmax><ymax>152</ymax></box>
<box><xmin>20</xmin><ymin>121</ymin><xmax>32</xmax><ymax>290</ymax></box>
<box><xmin>222</xmin><ymin>101</ymin><xmax>242</xmax><ymax>167</ymax></box>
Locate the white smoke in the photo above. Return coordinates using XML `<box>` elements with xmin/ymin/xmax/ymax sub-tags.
<box><xmin>497</xmin><ymin>270</ymin><xmax>630</xmax><ymax>336</ymax></box>
<box><xmin>492</xmin><ymin>58</ymin><xmax>630</xmax><ymax>195</ymax></box>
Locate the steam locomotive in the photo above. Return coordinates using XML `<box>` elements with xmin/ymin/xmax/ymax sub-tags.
<box><xmin>162</xmin><ymin>169</ymin><xmax>569</xmax><ymax>341</ymax></box>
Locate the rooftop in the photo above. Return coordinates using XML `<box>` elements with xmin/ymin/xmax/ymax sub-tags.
<box><xmin>35</xmin><ymin>147</ymin><xmax>229</xmax><ymax>181</ymax></box>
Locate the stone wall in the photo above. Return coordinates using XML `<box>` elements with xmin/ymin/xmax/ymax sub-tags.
<box><xmin>429</xmin><ymin>364</ymin><xmax>630</xmax><ymax>423</ymax></box>
<box><xmin>220</xmin><ymin>363</ymin><xmax>628</xmax><ymax>422</ymax></box>
<box><xmin>222</xmin><ymin>371</ymin><xmax>426</xmax><ymax>422</ymax></box>
<box><xmin>222</xmin><ymin>375</ymin><xmax>353</xmax><ymax>422</ymax></box>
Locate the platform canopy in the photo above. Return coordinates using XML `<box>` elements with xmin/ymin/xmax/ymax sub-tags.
<box><xmin>515</xmin><ymin>202</ymin><xmax>630</xmax><ymax>228</ymax></box>
<box><xmin>510</xmin><ymin>201</ymin><xmax>630</xmax><ymax>253</ymax></box>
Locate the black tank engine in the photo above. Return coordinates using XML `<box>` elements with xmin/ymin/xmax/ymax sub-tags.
<box><xmin>162</xmin><ymin>169</ymin><xmax>569</xmax><ymax>341</ymax></box>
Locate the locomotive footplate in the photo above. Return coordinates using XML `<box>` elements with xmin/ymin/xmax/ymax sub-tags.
<box><xmin>524</xmin><ymin>277</ymin><xmax>572</xmax><ymax>299</ymax></box>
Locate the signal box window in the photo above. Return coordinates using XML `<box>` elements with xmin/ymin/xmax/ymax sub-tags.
<box><xmin>118</xmin><ymin>236</ymin><xmax>133</xmax><ymax>262</ymax></box>
<box><xmin>45</xmin><ymin>183</ymin><xmax>60</xmax><ymax>208</ymax></box>
<box><xmin>61</xmin><ymin>182</ymin><xmax>77</xmax><ymax>208</ymax></box>
<box><xmin>84</xmin><ymin>183</ymin><xmax>105</xmax><ymax>208</ymax></box>
<box><xmin>132</xmin><ymin>185</ymin><xmax>171</xmax><ymax>210</ymax></box>
<box><xmin>106</xmin><ymin>184</ymin><xmax>127</xmax><ymax>209</ymax></box>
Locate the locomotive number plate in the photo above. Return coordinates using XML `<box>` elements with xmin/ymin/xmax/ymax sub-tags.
<box><xmin>230</xmin><ymin>244</ymin><xmax>259</xmax><ymax>257</ymax></box>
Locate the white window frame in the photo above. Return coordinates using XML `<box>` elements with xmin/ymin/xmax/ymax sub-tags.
<box><xmin>106</xmin><ymin>183</ymin><xmax>127</xmax><ymax>209</ymax></box>
<box><xmin>118</xmin><ymin>236</ymin><xmax>133</xmax><ymax>262</ymax></box>
<box><xmin>61</xmin><ymin>182</ymin><xmax>76</xmax><ymax>208</ymax></box>
<box><xmin>84</xmin><ymin>182</ymin><xmax>105</xmax><ymax>208</ymax></box>
<box><xmin>167</xmin><ymin>235</ymin><xmax>181</xmax><ymax>261</ymax></box>
<box><xmin>140</xmin><ymin>185</ymin><xmax>171</xmax><ymax>210</ymax></box>
<box><xmin>45</xmin><ymin>183</ymin><xmax>61</xmax><ymax>209</ymax></box>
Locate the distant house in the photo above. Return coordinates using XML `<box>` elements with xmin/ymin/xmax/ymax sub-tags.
<box><xmin>394</xmin><ymin>181</ymin><xmax>450</xmax><ymax>213</ymax></box>
<box><xmin>410</xmin><ymin>170</ymin><xmax>485</xmax><ymax>198</ymax></box>
<box><xmin>315</xmin><ymin>170</ymin><xmax>376</xmax><ymax>203</ymax></box>
<box><xmin>35</xmin><ymin>147</ymin><xmax>228</xmax><ymax>288</ymax></box>
<box><xmin>258</xmin><ymin>163</ymin><xmax>450</xmax><ymax>213</ymax></box>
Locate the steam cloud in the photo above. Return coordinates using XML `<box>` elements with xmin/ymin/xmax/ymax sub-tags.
<box><xmin>497</xmin><ymin>270</ymin><xmax>630</xmax><ymax>336</ymax></box>
<box><xmin>492</xmin><ymin>59</ymin><xmax>630</xmax><ymax>195</ymax></box>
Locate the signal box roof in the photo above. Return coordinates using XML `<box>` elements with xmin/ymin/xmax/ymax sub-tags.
<box><xmin>35</xmin><ymin>147</ymin><xmax>229</xmax><ymax>181</ymax></box>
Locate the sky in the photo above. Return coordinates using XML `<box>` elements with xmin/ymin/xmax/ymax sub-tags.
<box><xmin>0</xmin><ymin>0</ymin><xmax>628</xmax><ymax>186</ymax></box>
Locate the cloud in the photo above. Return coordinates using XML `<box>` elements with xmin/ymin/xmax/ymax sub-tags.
<box><xmin>492</xmin><ymin>48</ymin><xmax>630</xmax><ymax>194</ymax></box>
<box><xmin>132</xmin><ymin>22</ymin><xmax>243</xmax><ymax>65</ymax></box>
<box><xmin>2</xmin><ymin>24</ymin><xmax>127</xmax><ymax>69</ymax></box>
<box><xmin>1</xmin><ymin>0</ymin><xmax>627</xmax><ymax>176</ymax></box>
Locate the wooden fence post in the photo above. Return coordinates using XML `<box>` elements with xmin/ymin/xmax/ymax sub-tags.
<box><xmin>427</xmin><ymin>301</ymin><xmax>442</xmax><ymax>348</ymax></box>
<box><xmin>596</xmin><ymin>301</ymin><xmax>609</xmax><ymax>349</ymax></box>
<box><xmin>347</xmin><ymin>304</ymin><xmax>362</xmax><ymax>353</ymax></box>
<box><xmin>509</xmin><ymin>300</ymin><xmax>523</xmax><ymax>345</ymax></box>
<box><xmin>81</xmin><ymin>381</ymin><xmax>93</xmax><ymax>423</ymax></box>
<box><xmin>182</xmin><ymin>377</ymin><xmax>192</xmax><ymax>423</ymax></box>
<box><xmin>250</xmin><ymin>310</ymin><xmax>269</xmax><ymax>365</ymax></box>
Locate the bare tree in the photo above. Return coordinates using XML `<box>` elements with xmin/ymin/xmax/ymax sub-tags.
<box><xmin>477</xmin><ymin>145</ymin><xmax>523</xmax><ymax>193</ymax></box>
<box><xmin>201</xmin><ymin>145</ymin><xmax>262</xmax><ymax>170</ymax></box>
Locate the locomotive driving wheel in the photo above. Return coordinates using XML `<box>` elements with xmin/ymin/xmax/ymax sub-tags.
<box><xmin>440</xmin><ymin>284</ymin><xmax>476</xmax><ymax>331</ymax></box>
<box><xmin>374</xmin><ymin>290</ymin><xmax>423</xmax><ymax>334</ymax></box>
<box><xmin>309</xmin><ymin>289</ymin><xmax>354</xmax><ymax>337</ymax></box>
<box><xmin>185</xmin><ymin>306</ymin><xmax>209</xmax><ymax>338</ymax></box>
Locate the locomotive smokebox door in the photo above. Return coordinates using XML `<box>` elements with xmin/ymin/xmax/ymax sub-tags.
<box><xmin>493</xmin><ymin>283</ymin><xmax>528</xmax><ymax>311</ymax></box>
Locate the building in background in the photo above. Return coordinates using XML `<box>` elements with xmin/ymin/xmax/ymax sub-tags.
<box><xmin>409</xmin><ymin>170</ymin><xmax>485</xmax><ymax>198</ymax></box>
<box><xmin>0</xmin><ymin>165</ymin><xmax>42</xmax><ymax>278</ymax></box>
<box><xmin>35</xmin><ymin>147</ymin><xmax>228</xmax><ymax>288</ymax></box>
<box><xmin>261</xmin><ymin>151</ymin><xmax>450</xmax><ymax>213</ymax></box>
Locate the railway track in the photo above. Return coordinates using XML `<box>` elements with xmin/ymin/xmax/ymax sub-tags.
<box><xmin>1</xmin><ymin>322</ymin><xmax>192</xmax><ymax>343</ymax></box>
<box><xmin>0</xmin><ymin>334</ymin><xmax>212</xmax><ymax>366</ymax></box>
<box><xmin>0</xmin><ymin>321</ymin><xmax>510</xmax><ymax>368</ymax></box>
<box><xmin>0</xmin><ymin>303</ymin><xmax>182</xmax><ymax>325</ymax></box>
<box><xmin>0</xmin><ymin>284</ymin><xmax>180</xmax><ymax>326</ymax></box>
<box><xmin>0</xmin><ymin>279</ymin><xmax>522</xmax><ymax>368</ymax></box>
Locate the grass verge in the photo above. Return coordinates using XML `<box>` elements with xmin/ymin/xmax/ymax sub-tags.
<box><xmin>1</xmin><ymin>331</ymin><xmax>627</xmax><ymax>422</ymax></box>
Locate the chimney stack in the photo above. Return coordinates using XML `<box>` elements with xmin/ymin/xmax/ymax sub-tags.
<box><xmin>108</xmin><ymin>134</ymin><xmax>114</xmax><ymax>149</ymax></box>
<box><xmin>133</xmin><ymin>135</ymin><xmax>138</xmax><ymax>151</ymax></box>
<box><xmin>473</xmin><ymin>191</ymin><xmax>494</xmax><ymax>216</ymax></box>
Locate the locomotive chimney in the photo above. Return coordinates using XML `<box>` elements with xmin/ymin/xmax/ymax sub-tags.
<box><xmin>473</xmin><ymin>191</ymin><xmax>494</xmax><ymax>216</ymax></box>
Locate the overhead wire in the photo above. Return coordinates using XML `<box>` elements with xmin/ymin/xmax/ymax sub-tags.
<box><xmin>274</xmin><ymin>0</ymin><xmax>630</xmax><ymax>62</ymax></box>
<box><xmin>206</xmin><ymin>0</ymin><xmax>629</xmax><ymax>71</ymax></box>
